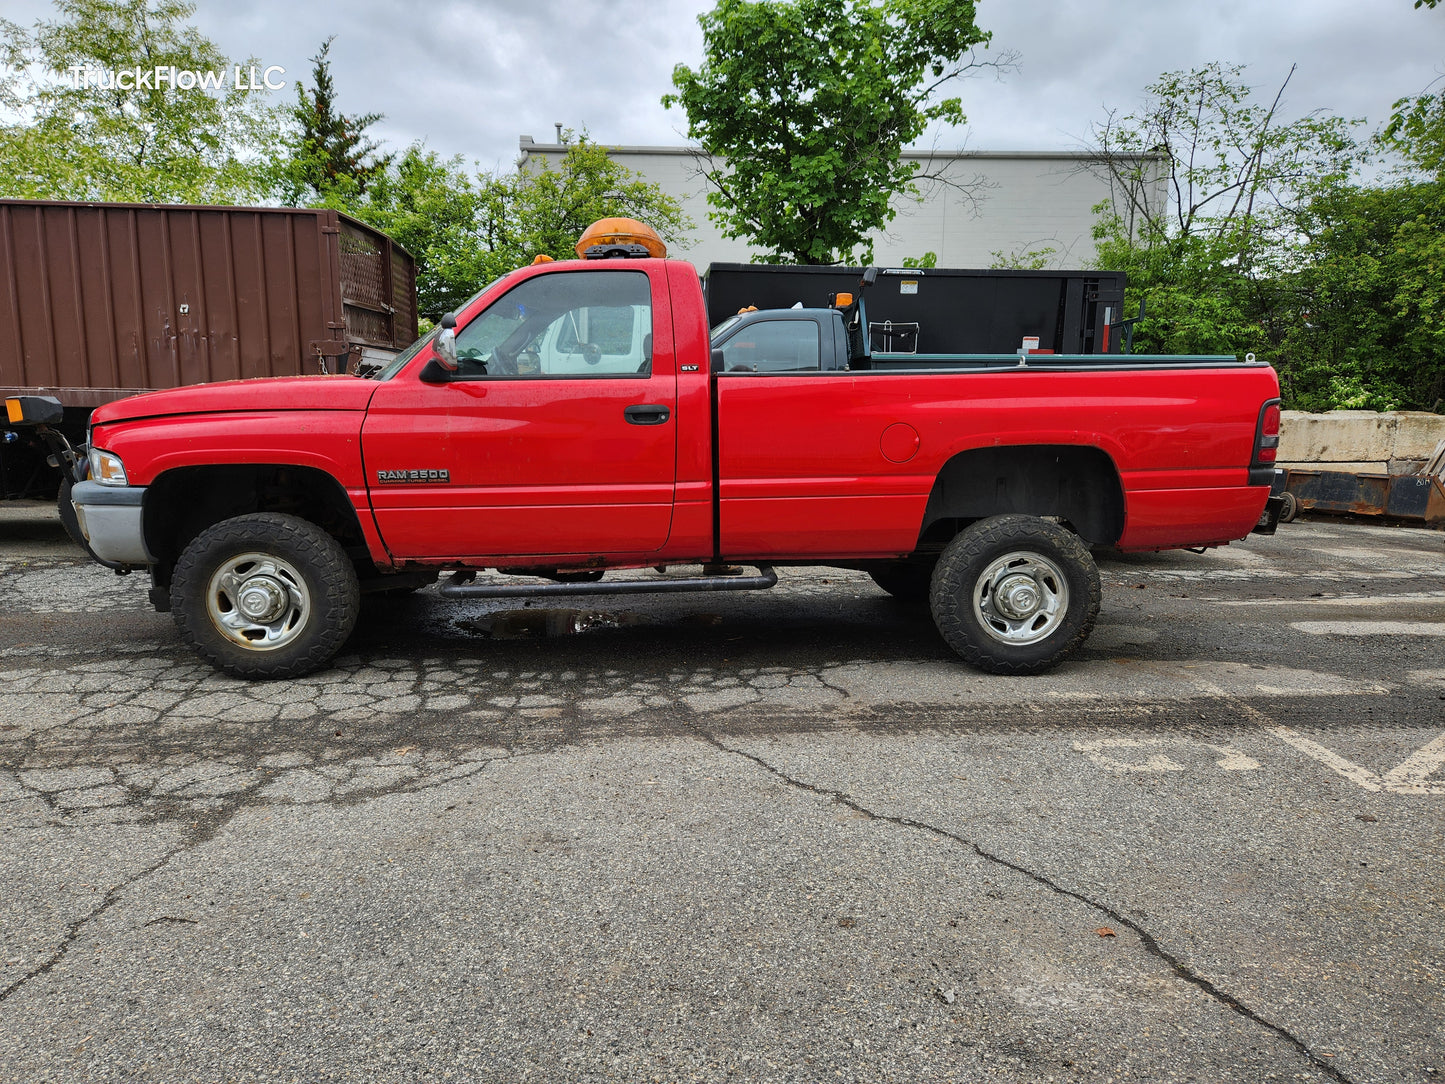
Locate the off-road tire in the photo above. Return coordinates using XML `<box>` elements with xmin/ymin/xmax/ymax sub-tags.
<box><xmin>867</xmin><ymin>558</ymin><xmax>937</xmax><ymax>603</ymax></box>
<box><xmin>172</xmin><ymin>512</ymin><xmax>360</xmax><ymax>680</ymax></box>
<box><xmin>929</xmin><ymin>515</ymin><xmax>1101</xmax><ymax>676</ymax></box>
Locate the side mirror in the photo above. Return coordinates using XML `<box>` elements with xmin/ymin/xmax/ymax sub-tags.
<box><xmin>434</xmin><ymin>313</ymin><xmax>459</xmax><ymax>372</ymax></box>
<box><xmin>710</xmin><ymin>348</ymin><xmax>727</xmax><ymax>373</ymax></box>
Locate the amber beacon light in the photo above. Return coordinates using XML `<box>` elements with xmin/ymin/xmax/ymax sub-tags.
<box><xmin>576</xmin><ymin>218</ymin><xmax>667</xmax><ymax>260</ymax></box>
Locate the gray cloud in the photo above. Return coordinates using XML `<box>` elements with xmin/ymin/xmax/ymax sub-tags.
<box><xmin>5</xmin><ymin>0</ymin><xmax>1441</xmax><ymax>169</ymax></box>
<box><xmin>958</xmin><ymin>0</ymin><xmax>1445</xmax><ymax>152</ymax></box>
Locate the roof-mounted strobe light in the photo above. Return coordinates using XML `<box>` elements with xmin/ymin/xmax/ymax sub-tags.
<box><xmin>576</xmin><ymin>218</ymin><xmax>667</xmax><ymax>260</ymax></box>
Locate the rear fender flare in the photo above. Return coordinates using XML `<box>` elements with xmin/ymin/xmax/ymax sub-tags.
<box><xmin>918</xmin><ymin>444</ymin><xmax>1125</xmax><ymax>547</ymax></box>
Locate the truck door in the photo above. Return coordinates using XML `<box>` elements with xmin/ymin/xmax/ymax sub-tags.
<box><xmin>362</xmin><ymin>267</ymin><xmax>676</xmax><ymax>560</ymax></box>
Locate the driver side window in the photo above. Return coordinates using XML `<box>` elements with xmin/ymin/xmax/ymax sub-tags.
<box><xmin>452</xmin><ymin>269</ymin><xmax>653</xmax><ymax>378</ymax></box>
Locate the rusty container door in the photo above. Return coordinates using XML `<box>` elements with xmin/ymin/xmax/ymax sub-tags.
<box><xmin>0</xmin><ymin>199</ymin><xmax>374</xmax><ymax>407</ymax></box>
<box><xmin>334</xmin><ymin>213</ymin><xmax>418</xmax><ymax>364</ymax></box>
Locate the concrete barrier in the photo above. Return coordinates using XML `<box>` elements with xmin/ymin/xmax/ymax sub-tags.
<box><xmin>1280</xmin><ymin>411</ymin><xmax>1445</xmax><ymax>474</ymax></box>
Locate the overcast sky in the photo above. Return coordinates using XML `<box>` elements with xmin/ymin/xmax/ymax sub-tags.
<box><xmin>11</xmin><ymin>0</ymin><xmax>1445</xmax><ymax>171</ymax></box>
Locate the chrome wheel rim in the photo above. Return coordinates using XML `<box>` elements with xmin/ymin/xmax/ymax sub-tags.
<box><xmin>206</xmin><ymin>552</ymin><xmax>311</xmax><ymax>651</ymax></box>
<box><xmin>971</xmin><ymin>550</ymin><xmax>1069</xmax><ymax>645</ymax></box>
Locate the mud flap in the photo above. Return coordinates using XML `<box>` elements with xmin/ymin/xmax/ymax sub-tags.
<box><xmin>1251</xmin><ymin>469</ymin><xmax>1288</xmax><ymax>535</ymax></box>
<box><xmin>1253</xmin><ymin>495</ymin><xmax>1284</xmax><ymax>535</ymax></box>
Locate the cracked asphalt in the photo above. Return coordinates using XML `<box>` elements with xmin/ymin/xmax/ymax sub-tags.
<box><xmin>1</xmin><ymin>502</ymin><xmax>1442</xmax><ymax>1083</ymax></box>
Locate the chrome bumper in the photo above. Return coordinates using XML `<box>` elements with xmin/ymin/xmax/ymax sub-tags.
<box><xmin>71</xmin><ymin>481</ymin><xmax>154</xmax><ymax>565</ymax></box>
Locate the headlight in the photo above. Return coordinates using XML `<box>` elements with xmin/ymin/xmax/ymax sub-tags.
<box><xmin>88</xmin><ymin>447</ymin><xmax>129</xmax><ymax>486</ymax></box>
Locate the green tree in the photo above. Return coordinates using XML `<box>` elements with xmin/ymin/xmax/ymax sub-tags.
<box><xmin>344</xmin><ymin>145</ymin><xmax>487</xmax><ymax>318</ymax></box>
<box><xmin>1088</xmin><ymin>63</ymin><xmax>1358</xmax><ymax>363</ymax></box>
<box><xmin>989</xmin><ymin>244</ymin><xmax>1057</xmax><ymax>270</ymax></box>
<box><xmin>1283</xmin><ymin>84</ymin><xmax>1445</xmax><ymax>411</ymax></box>
<box><xmin>663</xmin><ymin>0</ymin><xmax>997</xmax><ymax>264</ymax></box>
<box><xmin>1382</xmin><ymin>83</ymin><xmax>1445</xmax><ymax>179</ymax></box>
<box><xmin>474</xmin><ymin>136</ymin><xmax>690</xmax><ymax>279</ymax></box>
<box><xmin>1090</xmin><ymin>63</ymin><xmax>1356</xmax><ymax>268</ymax></box>
<box><xmin>0</xmin><ymin>0</ymin><xmax>281</xmax><ymax>202</ymax></box>
<box><xmin>1281</xmin><ymin>183</ymin><xmax>1442</xmax><ymax>411</ymax></box>
<box><xmin>343</xmin><ymin>135</ymin><xmax>690</xmax><ymax>319</ymax></box>
<box><xmin>1091</xmin><ymin>63</ymin><xmax>1445</xmax><ymax>412</ymax></box>
<box><xmin>278</xmin><ymin>37</ymin><xmax>390</xmax><ymax>204</ymax></box>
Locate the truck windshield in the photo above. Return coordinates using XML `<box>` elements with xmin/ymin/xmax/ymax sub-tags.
<box><xmin>368</xmin><ymin>274</ymin><xmax>512</xmax><ymax>381</ymax></box>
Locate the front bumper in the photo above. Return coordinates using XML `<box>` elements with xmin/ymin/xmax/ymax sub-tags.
<box><xmin>70</xmin><ymin>481</ymin><xmax>154</xmax><ymax>566</ymax></box>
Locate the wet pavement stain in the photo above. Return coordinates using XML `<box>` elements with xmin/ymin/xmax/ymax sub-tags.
<box><xmin>454</xmin><ymin>608</ymin><xmax>725</xmax><ymax>639</ymax></box>
<box><xmin>456</xmin><ymin>608</ymin><xmax>646</xmax><ymax>639</ymax></box>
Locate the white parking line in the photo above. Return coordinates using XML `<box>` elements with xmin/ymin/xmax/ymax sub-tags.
<box><xmin>1108</xmin><ymin>568</ymin><xmax>1421</xmax><ymax>582</ymax></box>
<box><xmin>1408</xmin><ymin>669</ymin><xmax>1445</xmax><ymax>689</ymax></box>
<box><xmin>1258</xmin><ymin>724</ymin><xmax>1382</xmax><ymax>792</ymax></box>
<box><xmin>1290</xmin><ymin>621</ymin><xmax>1445</xmax><ymax>636</ymax></box>
<box><xmin>1107</xmin><ymin>717</ymin><xmax>1445</xmax><ymax>796</ymax></box>
<box><xmin>1218</xmin><ymin>591</ymin><xmax>1445</xmax><ymax>608</ymax></box>
<box><xmin>1381</xmin><ymin>732</ymin><xmax>1445</xmax><ymax>795</ymax></box>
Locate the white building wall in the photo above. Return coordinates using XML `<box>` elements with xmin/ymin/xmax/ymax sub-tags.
<box><xmin>519</xmin><ymin>137</ymin><xmax>1159</xmax><ymax>270</ymax></box>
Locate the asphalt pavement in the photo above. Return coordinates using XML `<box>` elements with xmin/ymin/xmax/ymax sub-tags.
<box><xmin>1</xmin><ymin>501</ymin><xmax>1442</xmax><ymax>1083</ymax></box>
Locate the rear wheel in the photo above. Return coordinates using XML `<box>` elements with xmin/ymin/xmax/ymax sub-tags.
<box><xmin>929</xmin><ymin>515</ymin><xmax>1100</xmax><ymax>675</ymax></box>
<box><xmin>1279</xmin><ymin>491</ymin><xmax>1299</xmax><ymax>523</ymax></box>
<box><xmin>171</xmin><ymin>512</ymin><xmax>359</xmax><ymax>679</ymax></box>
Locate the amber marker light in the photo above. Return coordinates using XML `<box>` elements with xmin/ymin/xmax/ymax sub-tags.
<box><xmin>575</xmin><ymin>218</ymin><xmax>667</xmax><ymax>259</ymax></box>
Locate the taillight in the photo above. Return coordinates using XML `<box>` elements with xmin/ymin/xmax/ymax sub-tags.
<box><xmin>1255</xmin><ymin>400</ymin><xmax>1281</xmax><ymax>464</ymax></box>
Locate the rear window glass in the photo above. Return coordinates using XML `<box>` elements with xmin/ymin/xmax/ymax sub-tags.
<box><xmin>718</xmin><ymin>320</ymin><xmax>820</xmax><ymax>372</ymax></box>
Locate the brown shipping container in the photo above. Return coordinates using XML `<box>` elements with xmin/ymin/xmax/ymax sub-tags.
<box><xmin>0</xmin><ymin>198</ymin><xmax>418</xmax><ymax>411</ymax></box>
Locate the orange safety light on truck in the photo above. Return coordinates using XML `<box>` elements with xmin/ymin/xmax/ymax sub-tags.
<box><xmin>575</xmin><ymin>217</ymin><xmax>668</xmax><ymax>259</ymax></box>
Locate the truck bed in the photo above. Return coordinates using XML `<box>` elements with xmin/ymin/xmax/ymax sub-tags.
<box><xmin>861</xmin><ymin>352</ymin><xmax>1249</xmax><ymax>371</ymax></box>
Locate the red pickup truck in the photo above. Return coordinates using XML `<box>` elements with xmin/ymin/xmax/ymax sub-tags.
<box><xmin>62</xmin><ymin>220</ymin><xmax>1283</xmax><ymax>680</ymax></box>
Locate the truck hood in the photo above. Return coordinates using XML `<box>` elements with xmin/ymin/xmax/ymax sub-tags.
<box><xmin>90</xmin><ymin>375</ymin><xmax>378</xmax><ymax>425</ymax></box>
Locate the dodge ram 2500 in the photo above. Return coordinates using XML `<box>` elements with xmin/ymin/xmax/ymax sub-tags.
<box><xmin>65</xmin><ymin>219</ymin><xmax>1284</xmax><ymax>679</ymax></box>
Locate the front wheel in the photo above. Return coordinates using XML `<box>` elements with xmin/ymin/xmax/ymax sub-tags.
<box><xmin>929</xmin><ymin>515</ymin><xmax>1101</xmax><ymax>675</ymax></box>
<box><xmin>171</xmin><ymin>513</ymin><xmax>360</xmax><ymax>679</ymax></box>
